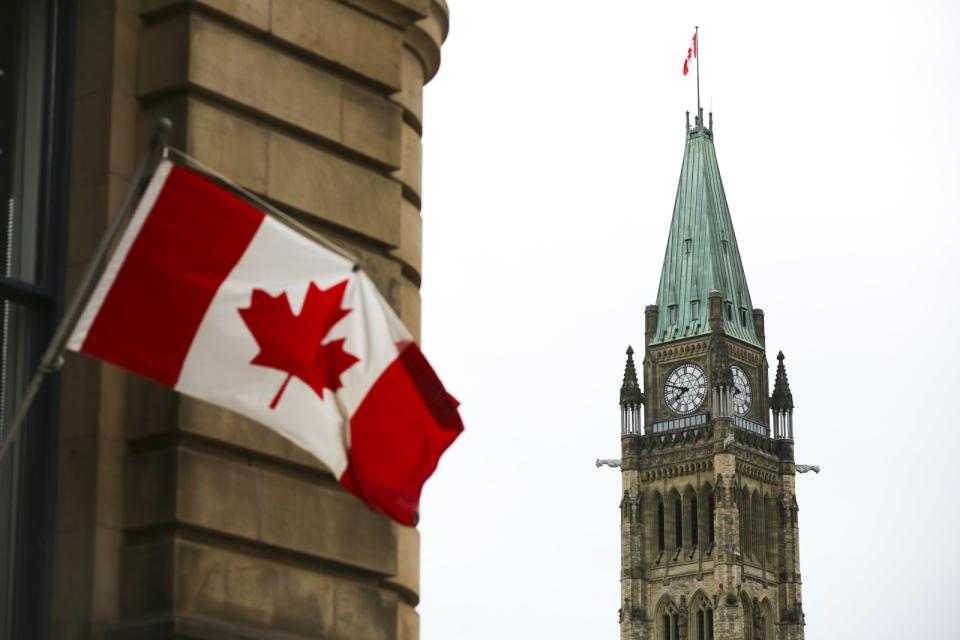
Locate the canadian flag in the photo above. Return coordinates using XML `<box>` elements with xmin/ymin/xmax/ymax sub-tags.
<box><xmin>683</xmin><ymin>31</ymin><xmax>697</xmax><ymax>76</ymax></box>
<box><xmin>66</xmin><ymin>159</ymin><xmax>463</xmax><ymax>526</ymax></box>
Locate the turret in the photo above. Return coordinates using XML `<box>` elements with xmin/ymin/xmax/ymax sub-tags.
<box><xmin>620</xmin><ymin>346</ymin><xmax>643</xmax><ymax>436</ymax></box>
<box><xmin>770</xmin><ymin>351</ymin><xmax>795</xmax><ymax>439</ymax></box>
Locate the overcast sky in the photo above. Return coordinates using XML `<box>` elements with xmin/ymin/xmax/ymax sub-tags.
<box><xmin>415</xmin><ymin>1</ymin><xmax>960</xmax><ymax>637</ymax></box>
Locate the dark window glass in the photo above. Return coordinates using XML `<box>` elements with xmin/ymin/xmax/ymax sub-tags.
<box><xmin>0</xmin><ymin>0</ymin><xmax>70</xmax><ymax>636</ymax></box>
<box><xmin>690</xmin><ymin>496</ymin><xmax>699</xmax><ymax>547</ymax></box>
<box><xmin>674</xmin><ymin>499</ymin><xmax>682</xmax><ymax>549</ymax></box>
<box><xmin>708</xmin><ymin>492</ymin><xmax>715</xmax><ymax>544</ymax></box>
<box><xmin>657</xmin><ymin>501</ymin><xmax>665</xmax><ymax>551</ymax></box>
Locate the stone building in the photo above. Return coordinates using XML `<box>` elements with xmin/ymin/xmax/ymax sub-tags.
<box><xmin>0</xmin><ymin>0</ymin><xmax>449</xmax><ymax>637</ymax></box>
<box><xmin>614</xmin><ymin>110</ymin><xmax>806</xmax><ymax>640</ymax></box>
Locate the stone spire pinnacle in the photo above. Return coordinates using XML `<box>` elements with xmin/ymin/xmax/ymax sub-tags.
<box><xmin>620</xmin><ymin>346</ymin><xmax>642</xmax><ymax>407</ymax></box>
<box><xmin>770</xmin><ymin>351</ymin><xmax>794</xmax><ymax>411</ymax></box>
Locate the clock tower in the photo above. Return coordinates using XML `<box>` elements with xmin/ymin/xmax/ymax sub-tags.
<box><xmin>615</xmin><ymin>110</ymin><xmax>806</xmax><ymax>640</ymax></box>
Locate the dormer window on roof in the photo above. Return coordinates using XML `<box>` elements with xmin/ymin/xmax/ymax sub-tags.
<box><xmin>690</xmin><ymin>300</ymin><xmax>700</xmax><ymax>321</ymax></box>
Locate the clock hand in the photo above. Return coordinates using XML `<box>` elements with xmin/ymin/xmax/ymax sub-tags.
<box><xmin>669</xmin><ymin>387</ymin><xmax>689</xmax><ymax>400</ymax></box>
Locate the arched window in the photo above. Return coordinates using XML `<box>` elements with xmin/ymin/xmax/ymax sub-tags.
<box><xmin>740</xmin><ymin>487</ymin><xmax>752</xmax><ymax>559</ymax></box>
<box><xmin>690</xmin><ymin>496</ymin><xmax>699</xmax><ymax>548</ymax></box>
<box><xmin>708</xmin><ymin>491</ymin><xmax>716</xmax><ymax>545</ymax></box>
<box><xmin>655</xmin><ymin>597</ymin><xmax>680</xmax><ymax>640</ymax></box>
<box><xmin>752</xmin><ymin>491</ymin><xmax>763</xmax><ymax>564</ymax></box>
<box><xmin>759</xmin><ymin>598</ymin><xmax>776</xmax><ymax>640</ymax></box>
<box><xmin>657</xmin><ymin>500</ymin><xmax>666</xmax><ymax>552</ymax></box>
<box><xmin>660</xmin><ymin>611</ymin><xmax>681</xmax><ymax>640</ymax></box>
<box><xmin>765</xmin><ymin>495</ymin><xmax>776</xmax><ymax>565</ymax></box>
<box><xmin>690</xmin><ymin>591</ymin><xmax>714</xmax><ymax>640</ymax></box>
<box><xmin>696</xmin><ymin>605</ymin><xmax>714</xmax><ymax>640</ymax></box>
<box><xmin>674</xmin><ymin>498</ymin><xmax>683</xmax><ymax>550</ymax></box>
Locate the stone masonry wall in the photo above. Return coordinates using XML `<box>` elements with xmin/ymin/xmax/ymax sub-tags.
<box><xmin>52</xmin><ymin>1</ymin><xmax>448</xmax><ymax>638</ymax></box>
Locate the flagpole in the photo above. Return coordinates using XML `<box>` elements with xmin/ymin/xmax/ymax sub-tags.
<box><xmin>695</xmin><ymin>25</ymin><xmax>701</xmax><ymax>118</ymax></box>
<box><xmin>0</xmin><ymin>118</ymin><xmax>173</xmax><ymax>463</ymax></box>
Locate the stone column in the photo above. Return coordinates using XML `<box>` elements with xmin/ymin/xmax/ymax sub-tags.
<box><xmin>620</xmin><ymin>438</ymin><xmax>648</xmax><ymax>640</ymax></box>
<box><xmin>777</xmin><ymin>445</ymin><xmax>806</xmax><ymax>640</ymax></box>
<box><xmin>712</xmin><ymin>424</ymin><xmax>746</xmax><ymax>640</ymax></box>
<box><xmin>53</xmin><ymin>1</ymin><xmax>449</xmax><ymax>638</ymax></box>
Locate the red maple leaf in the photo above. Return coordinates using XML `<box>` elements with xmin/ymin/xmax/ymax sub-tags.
<box><xmin>238</xmin><ymin>280</ymin><xmax>359</xmax><ymax>409</ymax></box>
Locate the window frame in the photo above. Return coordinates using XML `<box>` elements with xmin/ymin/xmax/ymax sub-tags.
<box><xmin>0</xmin><ymin>0</ymin><xmax>74</xmax><ymax>636</ymax></box>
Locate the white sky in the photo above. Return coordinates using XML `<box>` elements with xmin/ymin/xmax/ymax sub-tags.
<box><xmin>417</xmin><ymin>1</ymin><xmax>960</xmax><ymax>638</ymax></box>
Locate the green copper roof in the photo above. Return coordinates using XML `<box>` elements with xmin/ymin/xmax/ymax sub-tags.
<box><xmin>650</xmin><ymin>124</ymin><xmax>760</xmax><ymax>348</ymax></box>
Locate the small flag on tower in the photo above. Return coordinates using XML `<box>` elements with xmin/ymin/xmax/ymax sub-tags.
<box><xmin>683</xmin><ymin>31</ymin><xmax>698</xmax><ymax>76</ymax></box>
<box><xmin>65</xmin><ymin>159</ymin><xmax>463</xmax><ymax>526</ymax></box>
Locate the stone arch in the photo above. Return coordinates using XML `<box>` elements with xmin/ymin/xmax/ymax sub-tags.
<box><xmin>740</xmin><ymin>591</ymin><xmax>754</xmax><ymax>640</ymax></box>
<box><xmin>654</xmin><ymin>593</ymin><xmax>681</xmax><ymax>640</ymax></box>
<box><xmin>759</xmin><ymin>597</ymin><xmax>776</xmax><ymax>640</ymax></box>
<box><xmin>689</xmin><ymin>589</ymin><xmax>715</xmax><ymax>640</ymax></box>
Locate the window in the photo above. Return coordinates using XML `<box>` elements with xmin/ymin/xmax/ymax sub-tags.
<box><xmin>690</xmin><ymin>300</ymin><xmax>699</xmax><ymax>321</ymax></box>
<box><xmin>690</xmin><ymin>496</ymin><xmax>699</xmax><ymax>547</ymax></box>
<box><xmin>740</xmin><ymin>307</ymin><xmax>748</xmax><ymax>327</ymax></box>
<box><xmin>724</xmin><ymin>302</ymin><xmax>733</xmax><ymax>321</ymax></box>
<box><xmin>708</xmin><ymin>492</ymin><xmax>715</xmax><ymax>545</ymax></box>
<box><xmin>657</xmin><ymin>501</ymin><xmax>665</xmax><ymax>552</ymax></box>
<box><xmin>658</xmin><ymin>601</ymin><xmax>682</xmax><ymax>640</ymax></box>
<box><xmin>0</xmin><ymin>1</ymin><xmax>71</xmax><ymax>636</ymax></box>
<box><xmin>684</xmin><ymin>238</ymin><xmax>692</xmax><ymax>254</ymax></box>
<box><xmin>674</xmin><ymin>498</ymin><xmax>683</xmax><ymax>549</ymax></box>
<box><xmin>668</xmin><ymin>304</ymin><xmax>678</xmax><ymax>325</ymax></box>
<box><xmin>696</xmin><ymin>606</ymin><xmax>715</xmax><ymax>640</ymax></box>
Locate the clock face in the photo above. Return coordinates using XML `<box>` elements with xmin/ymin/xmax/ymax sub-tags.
<box><xmin>664</xmin><ymin>363</ymin><xmax>707</xmax><ymax>415</ymax></box>
<box><xmin>731</xmin><ymin>365</ymin><xmax>752</xmax><ymax>415</ymax></box>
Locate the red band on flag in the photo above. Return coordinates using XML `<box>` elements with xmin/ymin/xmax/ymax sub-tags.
<box><xmin>81</xmin><ymin>166</ymin><xmax>264</xmax><ymax>385</ymax></box>
<box><xmin>683</xmin><ymin>32</ymin><xmax>697</xmax><ymax>76</ymax></box>
<box><xmin>341</xmin><ymin>343</ymin><xmax>464</xmax><ymax>525</ymax></box>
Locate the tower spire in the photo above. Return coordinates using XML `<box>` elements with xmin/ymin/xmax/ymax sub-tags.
<box><xmin>619</xmin><ymin>346</ymin><xmax>643</xmax><ymax>436</ymax></box>
<box><xmin>770</xmin><ymin>351</ymin><xmax>794</xmax><ymax>411</ymax></box>
<box><xmin>620</xmin><ymin>346</ymin><xmax>641</xmax><ymax>407</ymax></box>
<box><xmin>771</xmin><ymin>351</ymin><xmax>796</xmax><ymax>439</ymax></box>
<box><xmin>650</xmin><ymin>118</ymin><xmax>758</xmax><ymax>347</ymax></box>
